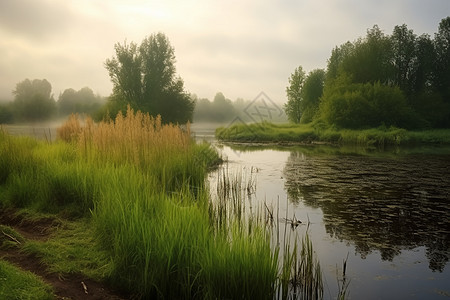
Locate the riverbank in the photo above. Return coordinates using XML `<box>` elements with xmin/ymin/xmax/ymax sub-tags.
<box><xmin>215</xmin><ymin>122</ymin><xmax>450</xmax><ymax>147</ymax></box>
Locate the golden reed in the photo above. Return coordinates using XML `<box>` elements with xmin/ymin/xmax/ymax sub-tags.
<box><xmin>57</xmin><ymin>106</ymin><xmax>191</xmax><ymax>166</ymax></box>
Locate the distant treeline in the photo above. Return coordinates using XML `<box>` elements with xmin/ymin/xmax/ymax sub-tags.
<box><xmin>193</xmin><ymin>92</ymin><xmax>287</xmax><ymax>123</ymax></box>
<box><xmin>285</xmin><ymin>17</ymin><xmax>450</xmax><ymax>129</ymax></box>
<box><xmin>0</xmin><ymin>78</ymin><xmax>105</xmax><ymax>123</ymax></box>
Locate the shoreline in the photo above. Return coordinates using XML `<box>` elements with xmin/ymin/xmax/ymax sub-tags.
<box><xmin>215</xmin><ymin>122</ymin><xmax>450</xmax><ymax>147</ymax></box>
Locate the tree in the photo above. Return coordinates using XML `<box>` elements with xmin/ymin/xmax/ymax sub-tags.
<box><xmin>326</xmin><ymin>41</ymin><xmax>354</xmax><ymax>82</ymax></box>
<box><xmin>192</xmin><ymin>92</ymin><xmax>237</xmax><ymax>123</ymax></box>
<box><xmin>341</xmin><ymin>26</ymin><xmax>394</xmax><ymax>85</ymax></box>
<box><xmin>13</xmin><ymin>79</ymin><xmax>56</xmax><ymax>121</ymax></box>
<box><xmin>211</xmin><ymin>92</ymin><xmax>236</xmax><ymax>122</ymax></box>
<box><xmin>319</xmin><ymin>78</ymin><xmax>415</xmax><ymax>129</ymax></box>
<box><xmin>391</xmin><ymin>24</ymin><xmax>417</xmax><ymax>95</ymax></box>
<box><xmin>58</xmin><ymin>87</ymin><xmax>103</xmax><ymax>116</ymax></box>
<box><xmin>284</xmin><ymin>66</ymin><xmax>306</xmax><ymax>123</ymax></box>
<box><xmin>412</xmin><ymin>34</ymin><xmax>435</xmax><ymax>95</ymax></box>
<box><xmin>0</xmin><ymin>103</ymin><xmax>14</xmax><ymax>124</ymax></box>
<box><xmin>300</xmin><ymin>69</ymin><xmax>326</xmax><ymax>123</ymax></box>
<box><xmin>434</xmin><ymin>17</ymin><xmax>450</xmax><ymax>103</ymax></box>
<box><xmin>105</xmin><ymin>33</ymin><xmax>194</xmax><ymax>123</ymax></box>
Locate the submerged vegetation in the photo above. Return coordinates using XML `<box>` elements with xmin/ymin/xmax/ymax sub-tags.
<box><xmin>0</xmin><ymin>107</ymin><xmax>323</xmax><ymax>299</ymax></box>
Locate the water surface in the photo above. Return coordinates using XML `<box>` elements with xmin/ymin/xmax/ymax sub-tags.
<box><xmin>209</xmin><ymin>140</ymin><xmax>450</xmax><ymax>299</ymax></box>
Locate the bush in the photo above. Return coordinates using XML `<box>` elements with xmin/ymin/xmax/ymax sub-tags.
<box><xmin>320</xmin><ymin>81</ymin><xmax>416</xmax><ymax>129</ymax></box>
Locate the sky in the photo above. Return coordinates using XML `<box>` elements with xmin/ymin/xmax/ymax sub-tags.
<box><xmin>0</xmin><ymin>0</ymin><xmax>448</xmax><ymax>105</ymax></box>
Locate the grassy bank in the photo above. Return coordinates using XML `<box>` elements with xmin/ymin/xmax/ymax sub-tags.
<box><xmin>0</xmin><ymin>107</ymin><xmax>323</xmax><ymax>299</ymax></box>
<box><xmin>0</xmin><ymin>259</ymin><xmax>53</xmax><ymax>299</ymax></box>
<box><xmin>216</xmin><ymin>121</ymin><xmax>450</xmax><ymax>147</ymax></box>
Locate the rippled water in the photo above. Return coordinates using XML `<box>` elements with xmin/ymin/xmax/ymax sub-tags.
<box><xmin>210</xmin><ymin>141</ymin><xmax>450</xmax><ymax>299</ymax></box>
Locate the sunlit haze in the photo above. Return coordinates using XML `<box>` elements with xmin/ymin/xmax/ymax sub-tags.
<box><xmin>0</xmin><ymin>0</ymin><xmax>448</xmax><ymax>103</ymax></box>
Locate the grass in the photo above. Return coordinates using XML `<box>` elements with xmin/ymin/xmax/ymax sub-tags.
<box><xmin>0</xmin><ymin>107</ymin><xmax>324</xmax><ymax>299</ymax></box>
<box><xmin>216</xmin><ymin>121</ymin><xmax>450</xmax><ymax>147</ymax></box>
<box><xmin>22</xmin><ymin>219</ymin><xmax>113</xmax><ymax>279</ymax></box>
<box><xmin>0</xmin><ymin>259</ymin><xmax>54</xmax><ymax>300</ymax></box>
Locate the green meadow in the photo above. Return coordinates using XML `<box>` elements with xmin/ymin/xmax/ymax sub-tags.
<box><xmin>0</xmin><ymin>107</ymin><xmax>323</xmax><ymax>299</ymax></box>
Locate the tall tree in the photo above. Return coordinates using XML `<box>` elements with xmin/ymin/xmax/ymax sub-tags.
<box><xmin>434</xmin><ymin>17</ymin><xmax>450</xmax><ymax>102</ymax></box>
<box><xmin>13</xmin><ymin>79</ymin><xmax>56</xmax><ymax>121</ymax></box>
<box><xmin>300</xmin><ymin>69</ymin><xmax>326</xmax><ymax>123</ymax></box>
<box><xmin>391</xmin><ymin>24</ymin><xmax>417</xmax><ymax>95</ymax></box>
<box><xmin>341</xmin><ymin>26</ymin><xmax>394</xmax><ymax>85</ymax></box>
<box><xmin>105</xmin><ymin>33</ymin><xmax>194</xmax><ymax>123</ymax></box>
<box><xmin>412</xmin><ymin>34</ymin><xmax>435</xmax><ymax>94</ymax></box>
<box><xmin>284</xmin><ymin>66</ymin><xmax>306</xmax><ymax>123</ymax></box>
<box><xmin>326</xmin><ymin>41</ymin><xmax>354</xmax><ymax>82</ymax></box>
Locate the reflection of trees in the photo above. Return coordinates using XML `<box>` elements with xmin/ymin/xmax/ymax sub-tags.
<box><xmin>284</xmin><ymin>151</ymin><xmax>450</xmax><ymax>272</ymax></box>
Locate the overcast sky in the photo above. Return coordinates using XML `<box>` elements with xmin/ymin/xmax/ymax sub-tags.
<box><xmin>0</xmin><ymin>0</ymin><xmax>448</xmax><ymax>104</ymax></box>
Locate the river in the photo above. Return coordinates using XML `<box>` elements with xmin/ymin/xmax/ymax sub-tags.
<box><xmin>193</xmin><ymin>124</ymin><xmax>450</xmax><ymax>299</ymax></box>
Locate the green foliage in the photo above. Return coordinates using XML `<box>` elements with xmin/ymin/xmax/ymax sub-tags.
<box><xmin>105</xmin><ymin>33</ymin><xmax>194</xmax><ymax>123</ymax></box>
<box><xmin>391</xmin><ymin>24</ymin><xmax>418</xmax><ymax>95</ymax></box>
<box><xmin>216</xmin><ymin>121</ymin><xmax>450</xmax><ymax>147</ymax></box>
<box><xmin>0</xmin><ymin>103</ymin><xmax>14</xmax><ymax>124</ymax></box>
<box><xmin>0</xmin><ymin>260</ymin><xmax>54</xmax><ymax>300</ymax></box>
<box><xmin>342</xmin><ymin>26</ymin><xmax>394</xmax><ymax>85</ymax></box>
<box><xmin>434</xmin><ymin>17</ymin><xmax>450</xmax><ymax>103</ymax></box>
<box><xmin>284</xmin><ymin>66</ymin><xmax>306</xmax><ymax>123</ymax></box>
<box><xmin>300</xmin><ymin>69</ymin><xmax>326</xmax><ymax>124</ymax></box>
<box><xmin>320</xmin><ymin>81</ymin><xmax>415</xmax><ymax>129</ymax></box>
<box><xmin>284</xmin><ymin>67</ymin><xmax>325</xmax><ymax>124</ymax></box>
<box><xmin>12</xmin><ymin>78</ymin><xmax>56</xmax><ymax>121</ymax></box>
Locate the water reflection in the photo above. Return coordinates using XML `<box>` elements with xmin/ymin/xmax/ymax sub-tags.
<box><xmin>284</xmin><ymin>151</ymin><xmax>450</xmax><ymax>272</ymax></box>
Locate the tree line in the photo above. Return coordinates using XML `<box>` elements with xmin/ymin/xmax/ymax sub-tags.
<box><xmin>193</xmin><ymin>92</ymin><xmax>287</xmax><ymax>123</ymax></box>
<box><xmin>0</xmin><ymin>79</ymin><xmax>104</xmax><ymax>123</ymax></box>
<box><xmin>0</xmin><ymin>33</ymin><xmax>194</xmax><ymax>124</ymax></box>
<box><xmin>285</xmin><ymin>17</ymin><xmax>450</xmax><ymax>129</ymax></box>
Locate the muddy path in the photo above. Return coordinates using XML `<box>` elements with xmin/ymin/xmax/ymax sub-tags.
<box><xmin>0</xmin><ymin>208</ymin><xmax>128</xmax><ymax>300</ymax></box>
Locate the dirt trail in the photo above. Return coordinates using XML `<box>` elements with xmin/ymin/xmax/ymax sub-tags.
<box><xmin>0</xmin><ymin>209</ymin><xmax>128</xmax><ymax>300</ymax></box>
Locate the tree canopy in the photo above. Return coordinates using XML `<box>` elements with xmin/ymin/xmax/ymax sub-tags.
<box><xmin>105</xmin><ymin>33</ymin><xmax>194</xmax><ymax>123</ymax></box>
<box><xmin>284</xmin><ymin>67</ymin><xmax>325</xmax><ymax>124</ymax></box>
<box><xmin>284</xmin><ymin>66</ymin><xmax>305</xmax><ymax>123</ymax></box>
<box><xmin>58</xmin><ymin>87</ymin><xmax>103</xmax><ymax>116</ymax></box>
<box><xmin>12</xmin><ymin>78</ymin><xmax>56</xmax><ymax>121</ymax></box>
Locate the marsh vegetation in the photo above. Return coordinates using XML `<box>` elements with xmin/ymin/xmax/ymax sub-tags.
<box><xmin>0</xmin><ymin>109</ymin><xmax>325</xmax><ymax>299</ymax></box>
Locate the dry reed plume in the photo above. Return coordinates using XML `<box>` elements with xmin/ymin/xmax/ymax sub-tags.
<box><xmin>57</xmin><ymin>106</ymin><xmax>191</xmax><ymax>166</ymax></box>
